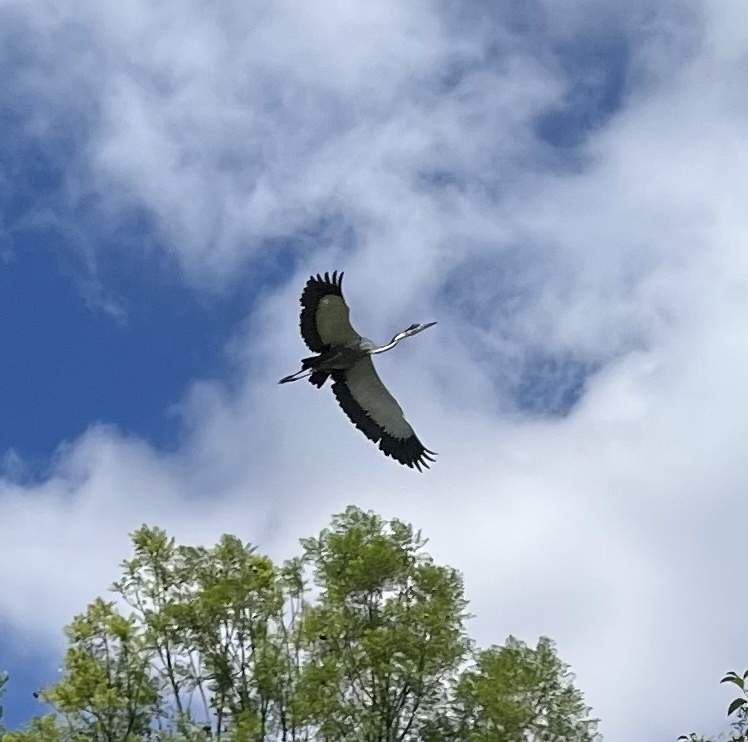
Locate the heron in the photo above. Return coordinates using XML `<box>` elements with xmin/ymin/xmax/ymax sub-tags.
<box><xmin>279</xmin><ymin>271</ymin><xmax>437</xmax><ymax>471</ymax></box>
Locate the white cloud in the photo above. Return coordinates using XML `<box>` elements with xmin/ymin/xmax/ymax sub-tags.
<box><xmin>1</xmin><ymin>1</ymin><xmax>747</xmax><ymax>741</ymax></box>
<box><xmin>3</xmin><ymin>0</ymin><xmax>565</xmax><ymax>284</ymax></box>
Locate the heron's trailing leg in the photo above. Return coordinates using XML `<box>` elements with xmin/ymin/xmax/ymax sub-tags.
<box><xmin>278</xmin><ymin>368</ymin><xmax>312</xmax><ymax>384</ymax></box>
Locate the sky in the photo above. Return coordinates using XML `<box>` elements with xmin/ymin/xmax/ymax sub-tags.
<box><xmin>0</xmin><ymin>0</ymin><xmax>746</xmax><ymax>739</ymax></box>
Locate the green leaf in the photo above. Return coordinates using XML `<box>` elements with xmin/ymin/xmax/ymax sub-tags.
<box><xmin>727</xmin><ymin>697</ymin><xmax>747</xmax><ymax>716</ymax></box>
<box><xmin>721</xmin><ymin>674</ymin><xmax>744</xmax><ymax>688</ymax></box>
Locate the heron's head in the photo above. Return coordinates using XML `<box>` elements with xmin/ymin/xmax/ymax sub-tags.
<box><xmin>395</xmin><ymin>321</ymin><xmax>437</xmax><ymax>341</ymax></box>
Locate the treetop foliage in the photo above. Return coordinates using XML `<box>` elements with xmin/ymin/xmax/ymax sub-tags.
<box><xmin>5</xmin><ymin>506</ymin><xmax>601</xmax><ymax>742</ymax></box>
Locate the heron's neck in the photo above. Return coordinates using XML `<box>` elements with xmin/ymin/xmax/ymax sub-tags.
<box><xmin>369</xmin><ymin>336</ymin><xmax>403</xmax><ymax>355</ymax></box>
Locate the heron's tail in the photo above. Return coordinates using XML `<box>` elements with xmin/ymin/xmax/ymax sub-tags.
<box><xmin>298</xmin><ymin>355</ymin><xmax>329</xmax><ymax>387</ymax></box>
<box><xmin>308</xmin><ymin>371</ymin><xmax>329</xmax><ymax>388</ymax></box>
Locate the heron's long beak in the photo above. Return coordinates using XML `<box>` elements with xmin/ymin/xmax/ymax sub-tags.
<box><xmin>278</xmin><ymin>368</ymin><xmax>310</xmax><ymax>384</ymax></box>
<box><xmin>412</xmin><ymin>321</ymin><xmax>437</xmax><ymax>335</ymax></box>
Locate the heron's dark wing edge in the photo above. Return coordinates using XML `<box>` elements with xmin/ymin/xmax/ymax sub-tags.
<box><xmin>330</xmin><ymin>368</ymin><xmax>437</xmax><ymax>471</ymax></box>
<box><xmin>299</xmin><ymin>271</ymin><xmax>345</xmax><ymax>352</ymax></box>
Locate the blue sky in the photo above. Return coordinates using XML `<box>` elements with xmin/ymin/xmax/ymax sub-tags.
<box><xmin>1</xmin><ymin>1</ymin><xmax>746</xmax><ymax>739</ymax></box>
<box><xmin>0</xmin><ymin>10</ymin><xmax>628</xmax><ymax>460</ymax></box>
<box><xmin>0</xmin><ymin>243</ymin><xmax>246</xmax><ymax>459</ymax></box>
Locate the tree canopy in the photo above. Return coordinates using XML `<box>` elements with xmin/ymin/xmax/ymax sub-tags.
<box><xmin>3</xmin><ymin>506</ymin><xmax>599</xmax><ymax>742</ymax></box>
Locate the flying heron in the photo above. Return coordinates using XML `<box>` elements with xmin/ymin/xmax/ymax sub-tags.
<box><xmin>279</xmin><ymin>271</ymin><xmax>437</xmax><ymax>470</ymax></box>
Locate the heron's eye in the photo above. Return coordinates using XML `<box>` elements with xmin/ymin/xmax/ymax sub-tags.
<box><xmin>406</xmin><ymin>323</ymin><xmax>419</xmax><ymax>332</ymax></box>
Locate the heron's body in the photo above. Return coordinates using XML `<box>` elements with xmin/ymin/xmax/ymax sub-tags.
<box><xmin>305</xmin><ymin>343</ymin><xmax>370</xmax><ymax>373</ymax></box>
<box><xmin>279</xmin><ymin>271</ymin><xmax>437</xmax><ymax>470</ymax></box>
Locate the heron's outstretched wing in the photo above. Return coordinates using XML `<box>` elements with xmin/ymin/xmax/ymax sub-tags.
<box><xmin>299</xmin><ymin>271</ymin><xmax>360</xmax><ymax>352</ymax></box>
<box><xmin>331</xmin><ymin>357</ymin><xmax>437</xmax><ymax>471</ymax></box>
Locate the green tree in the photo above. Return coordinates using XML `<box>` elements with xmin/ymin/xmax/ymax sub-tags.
<box><xmin>33</xmin><ymin>598</ymin><xmax>158</xmax><ymax>742</ymax></box>
<box><xmin>296</xmin><ymin>507</ymin><xmax>472</xmax><ymax>741</ymax></box>
<box><xmin>113</xmin><ymin>526</ymin><xmax>302</xmax><ymax>740</ymax></box>
<box><xmin>9</xmin><ymin>507</ymin><xmax>598</xmax><ymax>742</ymax></box>
<box><xmin>720</xmin><ymin>670</ymin><xmax>748</xmax><ymax>741</ymax></box>
<box><xmin>438</xmin><ymin>637</ymin><xmax>598</xmax><ymax>742</ymax></box>
<box><xmin>1</xmin><ymin>669</ymin><xmax>7</xmax><ymax>734</ymax></box>
<box><xmin>679</xmin><ymin>670</ymin><xmax>748</xmax><ymax>742</ymax></box>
